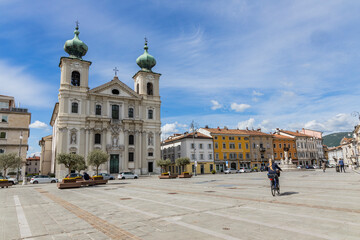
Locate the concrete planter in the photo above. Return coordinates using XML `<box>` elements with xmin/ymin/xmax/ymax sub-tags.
<box><xmin>0</xmin><ymin>180</ymin><xmax>12</xmax><ymax>188</ymax></box>
<box><xmin>158</xmin><ymin>175</ymin><xmax>177</xmax><ymax>179</ymax></box>
<box><xmin>178</xmin><ymin>173</ymin><xmax>192</xmax><ymax>178</ymax></box>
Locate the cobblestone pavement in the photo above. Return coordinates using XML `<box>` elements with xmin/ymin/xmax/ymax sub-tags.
<box><xmin>1</xmin><ymin>170</ymin><xmax>360</xmax><ymax>240</ymax></box>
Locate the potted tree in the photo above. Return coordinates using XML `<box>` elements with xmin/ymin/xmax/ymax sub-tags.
<box><xmin>0</xmin><ymin>153</ymin><xmax>21</xmax><ymax>187</ymax></box>
<box><xmin>73</xmin><ymin>158</ymin><xmax>87</xmax><ymax>182</ymax></box>
<box><xmin>176</xmin><ymin>157</ymin><xmax>192</xmax><ymax>178</ymax></box>
<box><xmin>56</xmin><ymin>153</ymin><xmax>83</xmax><ymax>188</ymax></box>
<box><xmin>87</xmin><ymin>149</ymin><xmax>109</xmax><ymax>184</ymax></box>
<box><xmin>156</xmin><ymin>159</ymin><xmax>175</xmax><ymax>179</ymax></box>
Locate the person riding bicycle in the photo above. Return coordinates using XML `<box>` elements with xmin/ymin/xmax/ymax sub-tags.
<box><xmin>266</xmin><ymin>158</ymin><xmax>282</xmax><ymax>188</ymax></box>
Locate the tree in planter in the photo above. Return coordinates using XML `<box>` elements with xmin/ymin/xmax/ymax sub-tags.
<box><xmin>156</xmin><ymin>159</ymin><xmax>171</xmax><ymax>173</ymax></box>
<box><xmin>56</xmin><ymin>153</ymin><xmax>84</xmax><ymax>176</ymax></box>
<box><xmin>74</xmin><ymin>157</ymin><xmax>87</xmax><ymax>174</ymax></box>
<box><xmin>87</xmin><ymin>149</ymin><xmax>109</xmax><ymax>176</ymax></box>
<box><xmin>0</xmin><ymin>153</ymin><xmax>21</xmax><ymax>176</ymax></box>
<box><xmin>175</xmin><ymin>157</ymin><xmax>190</xmax><ymax>174</ymax></box>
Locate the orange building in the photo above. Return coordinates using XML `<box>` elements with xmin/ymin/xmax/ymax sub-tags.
<box><xmin>272</xmin><ymin>133</ymin><xmax>297</xmax><ymax>164</ymax></box>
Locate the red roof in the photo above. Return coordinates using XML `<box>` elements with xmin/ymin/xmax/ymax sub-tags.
<box><xmin>163</xmin><ymin>132</ymin><xmax>212</xmax><ymax>143</ymax></box>
<box><xmin>279</xmin><ymin>130</ymin><xmax>309</xmax><ymax>137</ymax></box>
<box><xmin>204</xmin><ymin>128</ymin><xmax>271</xmax><ymax>136</ymax></box>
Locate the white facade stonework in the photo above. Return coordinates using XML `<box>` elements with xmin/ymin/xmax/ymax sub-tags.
<box><xmin>50</xmin><ymin>55</ymin><xmax>161</xmax><ymax>178</ymax></box>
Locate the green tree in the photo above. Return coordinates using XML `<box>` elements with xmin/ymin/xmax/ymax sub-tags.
<box><xmin>87</xmin><ymin>149</ymin><xmax>109</xmax><ymax>176</ymax></box>
<box><xmin>175</xmin><ymin>157</ymin><xmax>190</xmax><ymax>173</ymax></box>
<box><xmin>56</xmin><ymin>153</ymin><xmax>84</xmax><ymax>175</ymax></box>
<box><xmin>73</xmin><ymin>156</ymin><xmax>87</xmax><ymax>173</ymax></box>
<box><xmin>0</xmin><ymin>153</ymin><xmax>21</xmax><ymax>176</ymax></box>
<box><xmin>156</xmin><ymin>159</ymin><xmax>171</xmax><ymax>173</ymax></box>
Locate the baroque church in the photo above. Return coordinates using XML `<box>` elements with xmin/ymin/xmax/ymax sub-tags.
<box><xmin>47</xmin><ymin>25</ymin><xmax>161</xmax><ymax>178</ymax></box>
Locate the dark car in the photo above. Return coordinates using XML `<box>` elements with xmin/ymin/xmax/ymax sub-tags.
<box><xmin>305</xmin><ymin>165</ymin><xmax>314</xmax><ymax>169</ymax></box>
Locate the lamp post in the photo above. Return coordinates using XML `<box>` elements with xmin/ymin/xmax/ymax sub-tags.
<box><xmin>19</xmin><ymin>131</ymin><xmax>27</xmax><ymax>185</ymax></box>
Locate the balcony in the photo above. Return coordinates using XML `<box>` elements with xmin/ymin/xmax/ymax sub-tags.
<box><xmin>0</xmin><ymin>107</ymin><xmax>28</xmax><ymax>113</ymax></box>
<box><xmin>259</xmin><ymin>147</ymin><xmax>266</xmax><ymax>152</ymax></box>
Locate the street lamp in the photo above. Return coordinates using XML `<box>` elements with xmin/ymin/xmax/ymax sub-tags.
<box><xmin>19</xmin><ymin>131</ymin><xmax>27</xmax><ymax>185</ymax></box>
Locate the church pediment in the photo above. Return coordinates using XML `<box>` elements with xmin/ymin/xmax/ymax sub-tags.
<box><xmin>89</xmin><ymin>76</ymin><xmax>140</xmax><ymax>99</ymax></box>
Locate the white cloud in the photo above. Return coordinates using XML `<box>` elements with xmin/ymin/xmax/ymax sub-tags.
<box><xmin>161</xmin><ymin>122</ymin><xmax>188</xmax><ymax>140</ymax></box>
<box><xmin>29</xmin><ymin>120</ymin><xmax>49</xmax><ymax>129</ymax></box>
<box><xmin>231</xmin><ymin>103</ymin><xmax>251</xmax><ymax>112</ymax></box>
<box><xmin>304</xmin><ymin>113</ymin><xmax>357</xmax><ymax>133</ymax></box>
<box><xmin>237</xmin><ymin>118</ymin><xmax>255</xmax><ymax>129</ymax></box>
<box><xmin>252</xmin><ymin>90</ymin><xmax>263</xmax><ymax>96</ymax></box>
<box><xmin>210</xmin><ymin>100</ymin><xmax>222</xmax><ymax>110</ymax></box>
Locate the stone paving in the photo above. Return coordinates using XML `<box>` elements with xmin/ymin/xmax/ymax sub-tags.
<box><xmin>1</xmin><ymin>170</ymin><xmax>360</xmax><ymax>240</ymax></box>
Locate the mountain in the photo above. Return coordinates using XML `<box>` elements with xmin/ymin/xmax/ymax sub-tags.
<box><xmin>323</xmin><ymin>132</ymin><xmax>352</xmax><ymax>147</ymax></box>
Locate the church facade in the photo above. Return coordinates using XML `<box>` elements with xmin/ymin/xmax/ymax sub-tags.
<box><xmin>48</xmin><ymin>25</ymin><xmax>161</xmax><ymax>178</ymax></box>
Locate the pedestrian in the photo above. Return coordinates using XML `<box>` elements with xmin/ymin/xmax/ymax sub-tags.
<box><xmin>322</xmin><ymin>161</ymin><xmax>326</xmax><ymax>172</ymax></box>
<box><xmin>83</xmin><ymin>172</ymin><xmax>90</xmax><ymax>180</ymax></box>
<box><xmin>339</xmin><ymin>159</ymin><xmax>346</xmax><ymax>173</ymax></box>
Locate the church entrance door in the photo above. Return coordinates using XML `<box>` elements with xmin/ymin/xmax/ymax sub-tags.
<box><xmin>110</xmin><ymin>154</ymin><xmax>119</xmax><ymax>174</ymax></box>
<box><xmin>148</xmin><ymin>162</ymin><xmax>153</xmax><ymax>172</ymax></box>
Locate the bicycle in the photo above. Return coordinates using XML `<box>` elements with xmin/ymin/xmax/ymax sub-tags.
<box><xmin>268</xmin><ymin>173</ymin><xmax>280</xmax><ymax>196</ymax></box>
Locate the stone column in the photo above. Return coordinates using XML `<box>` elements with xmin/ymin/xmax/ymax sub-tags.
<box><xmin>89</xmin><ymin>129</ymin><xmax>94</xmax><ymax>152</ymax></box>
<box><xmin>85</xmin><ymin>128</ymin><xmax>89</xmax><ymax>162</ymax></box>
<box><xmin>124</xmin><ymin>130</ymin><xmax>129</xmax><ymax>170</ymax></box>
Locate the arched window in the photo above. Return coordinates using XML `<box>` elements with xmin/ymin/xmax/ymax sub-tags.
<box><xmin>95</xmin><ymin>105</ymin><xmax>101</xmax><ymax>115</ymax></box>
<box><xmin>71</xmin><ymin>71</ymin><xmax>80</xmax><ymax>86</ymax></box>
<box><xmin>129</xmin><ymin>135</ymin><xmax>134</xmax><ymax>145</ymax></box>
<box><xmin>112</xmin><ymin>89</ymin><xmax>119</xmax><ymax>95</ymax></box>
<box><xmin>95</xmin><ymin>133</ymin><xmax>101</xmax><ymax>144</ymax></box>
<box><xmin>148</xmin><ymin>109</ymin><xmax>153</xmax><ymax>119</ymax></box>
<box><xmin>71</xmin><ymin>102</ymin><xmax>78</xmax><ymax>113</ymax></box>
<box><xmin>136</xmin><ymin>84</ymin><xmax>139</xmax><ymax>94</ymax></box>
<box><xmin>128</xmin><ymin>107</ymin><xmax>134</xmax><ymax>118</ymax></box>
<box><xmin>147</xmin><ymin>82</ymin><xmax>153</xmax><ymax>95</ymax></box>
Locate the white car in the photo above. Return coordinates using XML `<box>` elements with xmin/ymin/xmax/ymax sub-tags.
<box><xmin>237</xmin><ymin>167</ymin><xmax>251</xmax><ymax>173</ymax></box>
<box><xmin>118</xmin><ymin>172</ymin><xmax>138</xmax><ymax>179</ymax></box>
<box><xmin>0</xmin><ymin>176</ymin><xmax>18</xmax><ymax>185</ymax></box>
<box><xmin>30</xmin><ymin>175</ymin><xmax>58</xmax><ymax>184</ymax></box>
<box><xmin>97</xmin><ymin>173</ymin><xmax>115</xmax><ymax>180</ymax></box>
<box><xmin>224</xmin><ymin>168</ymin><xmax>237</xmax><ymax>174</ymax></box>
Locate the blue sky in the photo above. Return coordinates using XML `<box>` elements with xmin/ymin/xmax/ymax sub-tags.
<box><xmin>1</xmin><ymin>0</ymin><xmax>360</xmax><ymax>156</ymax></box>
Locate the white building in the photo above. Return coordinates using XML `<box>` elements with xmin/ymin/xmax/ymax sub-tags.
<box><xmin>48</xmin><ymin>26</ymin><xmax>161</xmax><ymax>178</ymax></box>
<box><xmin>161</xmin><ymin>132</ymin><xmax>214</xmax><ymax>174</ymax></box>
<box><xmin>300</xmin><ymin>128</ymin><xmax>324</xmax><ymax>165</ymax></box>
<box><xmin>327</xmin><ymin>146</ymin><xmax>343</xmax><ymax>166</ymax></box>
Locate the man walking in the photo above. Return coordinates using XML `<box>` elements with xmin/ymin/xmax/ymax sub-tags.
<box><xmin>322</xmin><ymin>161</ymin><xmax>326</xmax><ymax>172</ymax></box>
<box><xmin>339</xmin><ymin>159</ymin><xmax>346</xmax><ymax>173</ymax></box>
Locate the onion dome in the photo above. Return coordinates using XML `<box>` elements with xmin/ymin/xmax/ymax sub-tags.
<box><xmin>64</xmin><ymin>24</ymin><xmax>88</xmax><ymax>60</ymax></box>
<box><xmin>136</xmin><ymin>39</ymin><xmax>156</xmax><ymax>72</ymax></box>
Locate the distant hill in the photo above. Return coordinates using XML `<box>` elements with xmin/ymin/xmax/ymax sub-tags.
<box><xmin>323</xmin><ymin>132</ymin><xmax>352</xmax><ymax>147</ymax></box>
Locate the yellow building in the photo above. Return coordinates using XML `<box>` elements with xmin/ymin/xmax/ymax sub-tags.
<box><xmin>199</xmin><ymin>127</ymin><xmax>251</xmax><ymax>172</ymax></box>
<box><xmin>272</xmin><ymin>133</ymin><xmax>297</xmax><ymax>164</ymax></box>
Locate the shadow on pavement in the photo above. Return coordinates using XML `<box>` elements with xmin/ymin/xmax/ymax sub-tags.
<box><xmin>280</xmin><ymin>192</ymin><xmax>299</xmax><ymax>196</ymax></box>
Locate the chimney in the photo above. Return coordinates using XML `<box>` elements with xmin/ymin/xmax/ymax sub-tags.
<box><xmin>296</xmin><ymin>130</ymin><xmax>299</xmax><ymax>133</ymax></box>
<box><xmin>257</xmin><ymin>128</ymin><xmax>261</xmax><ymax>132</ymax></box>
<box><xmin>205</xmin><ymin>125</ymin><xmax>209</xmax><ymax>129</ymax></box>
<box><xmin>217</xmin><ymin>126</ymin><xmax>220</xmax><ymax>131</ymax></box>
<box><xmin>224</xmin><ymin>126</ymin><xmax>228</xmax><ymax>130</ymax></box>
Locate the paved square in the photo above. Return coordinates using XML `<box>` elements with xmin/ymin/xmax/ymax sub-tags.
<box><xmin>1</xmin><ymin>170</ymin><xmax>360</xmax><ymax>240</ymax></box>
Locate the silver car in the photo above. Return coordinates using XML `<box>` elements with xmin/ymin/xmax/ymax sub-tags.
<box><xmin>224</xmin><ymin>168</ymin><xmax>237</xmax><ymax>174</ymax></box>
<box><xmin>0</xmin><ymin>176</ymin><xmax>18</xmax><ymax>185</ymax></box>
<box><xmin>30</xmin><ymin>175</ymin><xmax>58</xmax><ymax>184</ymax></box>
<box><xmin>118</xmin><ymin>172</ymin><xmax>138</xmax><ymax>179</ymax></box>
<box><xmin>98</xmin><ymin>173</ymin><xmax>115</xmax><ymax>180</ymax></box>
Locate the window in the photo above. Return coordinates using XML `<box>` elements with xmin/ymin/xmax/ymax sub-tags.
<box><xmin>209</xmin><ymin>154</ymin><xmax>212</xmax><ymax>160</ymax></box>
<box><xmin>229</xmin><ymin>143</ymin><xmax>235</xmax><ymax>149</ymax></box>
<box><xmin>223</xmin><ymin>143</ymin><xmax>226</xmax><ymax>148</ymax></box>
<box><xmin>208</xmin><ymin>144</ymin><xmax>212</xmax><ymax>149</ymax></box>
<box><xmin>253</xmin><ymin>143</ymin><xmax>256</xmax><ymax>149</ymax></box>
<box><xmin>215</xmin><ymin>143</ymin><xmax>218</xmax><ymax>149</ymax></box>
<box><xmin>128</xmin><ymin>152</ymin><xmax>134</xmax><ymax>162</ymax></box>
<box><xmin>112</xmin><ymin>89</ymin><xmax>120</xmax><ymax>95</ymax></box>
<box><xmin>95</xmin><ymin>105</ymin><xmax>101</xmax><ymax>115</ymax></box>
<box><xmin>229</xmin><ymin>136</ymin><xmax>235</xmax><ymax>140</ymax></box>
<box><xmin>200</xmin><ymin>154</ymin><xmax>204</xmax><ymax>160</ymax></box>
<box><xmin>71</xmin><ymin>102</ymin><xmax>78</xmax><ymax>113</ymax></box>
<box><xmin>129</xmin><ymin>135</ymin><xmax>134</xmax><ymax>145</ymax></box>
<box><xmin>244</xmin><ymin>137</ymin><xmax>249</xmax><ymax>140</ymax></box>
<box><xmin>199</xmin><ymin>144</ymin><xmax>203</xmax><ymax>149</ymax></box>
<box><xmin>274</xmin><ymin>153</ymin><xmax>277</xmax><ymax>158</ymax></box>
<box><xmin>293</xmin><ymin>144</ymin><xmax>295</xmax><ymax>148</ymax></box>
<box><xmin>112</xmin><ymin>105</ymin><xmax>119</xmax><ymax>119</ymax></box>
<box><xmin>280</xmin><ymin>153</ymin><xmax>283</xmax><ymax>158</ymax></box>
<box><xmin>95</xmin><ymin>133</ymin><xmax>101</xmax><ymax>144</ymax></box>
<box><xmin>210</xmin><ymin>164</ymin><xmax>213</xmax><ymax>172</ymax></box>
<box><xmin>148</xmin><ymin>152</ymin><xmax>153</xmax><ymax>157</ymax></box>
<box><xmin>191</xmin><ymin>143</ymin><xmax>195</xmax><ymax>149</ymax></box>
<box><xmin>279</xmin><ymin>143</ymin><xmax>282</xmax><ymax>149</ymax></box>
<box><xmin>191</xmin><ymin>154</ymin><xmax>195</xmax><ymax>160</ymax></box>
<box><xmin>0</xmin><ymin>132</ymin><xmax>6</xmax><ymax>139</ymax></box>
<box><xmin>289</xmin><ymin>153</ymin><xmax>292</xmax><ymax>158</ymax></box>
<box><xmin>215</xmin><ymin>153</ymin><xmax>219</xmax><ymax>160</ymax></box>
<box><xmin>294</xmin><ymin>153</ymin><xmax>297</xmax><ymax>158</ymax></box>
<box><xmin>238</xmin><ymin>143</ymin><xmax>242</xmax><ymax>149</ymax></box>
<box><xmin>148</xmin><ymin>109</ymin><xmax>153</xmax><ymax>119</ymax></box>
<box><xmin>239</xmin><ymin>153</ymin><xmax>243</xmax><ymax>159</ymax></box>
<box><xmin>223</xmin><ymin>153</ymin><xmax>227</xmax><ymax>159</ymax></box>
<box><xmin>128</xmin><ymin>108</ymin><xmax>134</xmax><ymax>118</ymax></box>
<box><xmin>214</xmin><ymin>136</ymin><xmax>218</xmax><ymax>140</ymax></box>
<box><xmin>147</xmin><ymin>82</ymin><xmax>153</xmax><ymax>95</ymax></box>
<box><xmin>1</xmin><ymin>115</ymin><xmax>7</xmax><ymax>123</ymax></box>
<box><xmin>274</xmin><ymin>144</ymin><xmax>276</xmax><ymax>148</ymax></box>
<box><xmin>0</xmin><ymin>149</ymin><xmax>4</xmax><ymax>153</ymax></box>
<box><xmin>246</xmin><ymin>143</ymin><xmax>249</xmax><ymax>149</ymax></box>
<box><xmin>238</xmin><ymin>137</ymin><xmax>241</xmax><ymax>140</ymax></box>
<box><xmin>246</xmin><ymin>153</ymin><xmax>250</xmax><ymax>159</ymax></box>
<box><xmin>35</xmin><ymin>162</ymin><xmax>37</xmax><ymax>166</ymax></box>
<box><xmin>71</xmin><ymin>71</ymin><xmax>80</xmax><ymax>86</ymax></box>
<box><xmin>222</xmin><ymin>137</ymin><xmax>225</xmax><ymax>140</ymax></box>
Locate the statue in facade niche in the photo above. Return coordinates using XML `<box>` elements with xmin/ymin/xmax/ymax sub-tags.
<box><xmin>70</xmin><ymin>133</ymin><xmax>76</xmax><ymax>144</ymax></box>
<box><xmin>112</xmin><ymin>136</ymin><xmax>118</xmax><ymax>147</ymax></box>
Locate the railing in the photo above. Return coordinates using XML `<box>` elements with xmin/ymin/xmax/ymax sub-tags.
<box><xmin>259</xmin><ymin>147</ymin><xmax>266</xmax><ymax>152</ymax></box>
<box><xmin>0</xmin><ymin>107</ymin><xmax>28</xmax><ymax>113</ymax></box>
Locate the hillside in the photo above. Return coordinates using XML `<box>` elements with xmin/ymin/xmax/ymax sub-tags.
<box><xmin>323</xmin><ymin>132</ymin><xmax>352</xmax><ymax>147</ymax></box>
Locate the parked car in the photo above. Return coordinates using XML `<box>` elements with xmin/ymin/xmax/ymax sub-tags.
<box><xmin>118</xmin><ymin>172</ymin><xmax>138</xmax><ymax>179</ymax></box>
<box><xmin>237</xmin><ymin>167</ymin><xmax>251</xmax><ymax>173</ymax></box>
<box><xmin>313</xmin><ymin>165</ymin><xmax>319</xmax><ymax>169</ymax></box>
<box><xmin>305</xmin><ymin>165</ymin><xmax>314</xmax><ymax>169</ymax></box>
<box><xmin>97</xmin><ymin>173</ymin><xmax>114</xmax><ymax>180</ymax></box>
<box><xmin>65</xmin><ymin>173</ymin><xmax>83</xmax><ymax>179</ymax></box>
<box><xmin>224</xmin><ymin>168</ymin><xmax>237</xmax><ymax>174</ymax></box>
<box><xmin>0</xmin><ymin>176</ymin><xmax>18</xmax><ymax>185</ymax></box>
<box><xmin>297</xmin><ymin>165</ymin><xmax>305</xmax><ymax>169</ymax></box>
<box><xmin>30</xmin><ymin>175</ymin><xmax>58</xmax><ymax>184</ymax></box>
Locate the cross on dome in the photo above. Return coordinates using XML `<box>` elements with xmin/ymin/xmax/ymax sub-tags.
<box><xmin>113</xmin><ymin>67</ymin><xmax>119</xmax><ymax>76</ymax></box>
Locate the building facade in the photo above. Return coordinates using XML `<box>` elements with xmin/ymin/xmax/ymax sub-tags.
<box><xmin>161</xmin><ymin>132</ymin><xmax>214</xmax><ymax>174</ymax></box>
<box><xmin>0</xmin><ymin>95</ymin><xmax>31</xmax><ymax>175</ymax></box>
<box><xmin>26</xmin><ymin>156</ymin><xmax>40</xmax><ymax>175</ymax></box>
<box><xmin>49</xmin><ymin>26</ymin><xmax>161</xmax><ymax>178</ymax></box>
<box><xmin>39</xmin><ymin>135</ymin><xmax>52</xmax><ymax>175</ymax></box>
<box><xmin>300</xmin><ymin>128</ymin><xmax>324</xmax><ymax>165</ymax></box>
<box><xmin>272</xmin><ymin>133</ymin><xmax>297</xmax><ymax>164</ymax></box>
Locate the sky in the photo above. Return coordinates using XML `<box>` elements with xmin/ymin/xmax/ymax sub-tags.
<box><xmin>1</xmin><ymin>0</ymin><xmax>360</xmax><ymax>156</ymax></box>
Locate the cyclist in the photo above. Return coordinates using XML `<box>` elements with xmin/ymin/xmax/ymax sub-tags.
<box><xmin>266</xmin><ymin>158</ymin><xmax>282</xmax><ymax>188</ymax></box>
